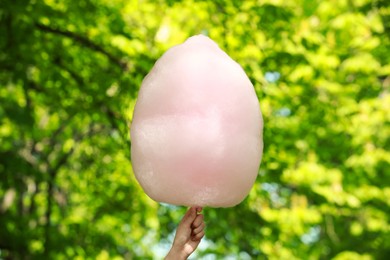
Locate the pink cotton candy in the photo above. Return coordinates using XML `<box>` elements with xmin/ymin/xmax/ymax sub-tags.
<box><xmin>130</xmin><ymin>35</ymin><xmax>263</xmax><ymax>207</ymax></box>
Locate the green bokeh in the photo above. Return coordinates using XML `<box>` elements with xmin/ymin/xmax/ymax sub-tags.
<box><xmin>0</xmin><ymin>0</ymin><xmax>389</xmax><ymax>259</ymax></box>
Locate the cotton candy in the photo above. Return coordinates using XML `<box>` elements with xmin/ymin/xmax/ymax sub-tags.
<box><xmin>130</xmin><ymin>35</ymin><xmax>263</xmax><ymax>207</ymax></box>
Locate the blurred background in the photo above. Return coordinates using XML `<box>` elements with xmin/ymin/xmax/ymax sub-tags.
<box><xmin>1</xmin><ymin>0</ymin><xmax>389</xmax><ymax>259</ymax></box>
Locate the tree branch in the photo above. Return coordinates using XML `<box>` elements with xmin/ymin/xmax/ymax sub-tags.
<box><xmin>35</xmin><ymin>23</ymin><xmax>128</xmax><ymax>70</ymax></box>
<box><xmin>43</xmin><ymin>123</ymin><xmax>110</xmax><ymax>255</ymax></box>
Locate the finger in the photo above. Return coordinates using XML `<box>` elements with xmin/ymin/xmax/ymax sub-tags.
<box><xmin>193</xmin><ymin>222</ymin><xmax>205</xmax><ymax>234</ymax></box>
<box><xmin>191</xmin><ymin>230</ymin><xmax>205</xmax><ymax>241</ymax></box>
<box><xmin>196</xmin><ymin>207</ymin><xmax>203</xmax><ymax>214</ymax></box>
<box><xmin>191</xmin><ymin>214</ymin><xmax>204</xmax><ymax>228</ymax></box>
<box><xmin>181</xmin><ymin>207</ymin><xmax>196</xmax><ymax>227</ymax></box>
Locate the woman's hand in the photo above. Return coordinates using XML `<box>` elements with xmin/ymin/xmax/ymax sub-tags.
<box><xmin>165</xmin><ymin>207</ymin><xmax>205</xmax><ymax>260</ymax></box>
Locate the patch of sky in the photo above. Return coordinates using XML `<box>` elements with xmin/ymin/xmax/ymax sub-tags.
<box><xmin>265</xmin><ymin>71</ymin><xmax>281</xmax><ymax>83</ymax></box>
<box><xmin>276</xmin><ymin>107</ymin><xmax>291</xmax><ymax>117</ymax></box>
<box><xmin>301</xmin><ymin>226</ymin><xmax>321</xmax><ymax>244</ymax></box>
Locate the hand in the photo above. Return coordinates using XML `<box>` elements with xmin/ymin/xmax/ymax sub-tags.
<box><xmin>165</xmin><ymin>207</ymin><xmax>205</xmax><ymax>260</ymax></box>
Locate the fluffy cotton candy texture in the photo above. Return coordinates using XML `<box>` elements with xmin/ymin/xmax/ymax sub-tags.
<box><xmin>131</xmin><ymin>35</ymin><xmax>263</xmax><ymax>207</ymax></box>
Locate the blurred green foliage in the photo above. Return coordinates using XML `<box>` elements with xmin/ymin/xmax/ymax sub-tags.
<box><xmin>1</xmin><ymin>0</ymin><xmax>389</xmax><ymax>259</ymax></box>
